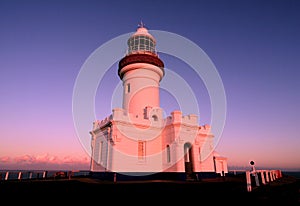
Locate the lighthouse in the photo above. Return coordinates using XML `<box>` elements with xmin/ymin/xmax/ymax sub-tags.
<box><xmin>90</xmin><ymin>24</ymin><xmax>228</xmax><ymax>180</ymax></box>
<box><xmin>118</xmin><ymin>23</ymin><xmax>164</xmax><ymax>118</ymax></box>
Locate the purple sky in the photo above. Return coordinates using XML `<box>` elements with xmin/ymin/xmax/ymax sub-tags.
<box><xmin>0</xmin><ymin>0</ymin><xmax>299</xmax><ymax>171</ymax></box>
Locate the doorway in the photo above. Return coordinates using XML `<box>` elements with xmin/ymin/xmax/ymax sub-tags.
<box><xmin>184</xmin><ymin>142</ymin><xmax>195</xmax><ymax>180</ymax></box>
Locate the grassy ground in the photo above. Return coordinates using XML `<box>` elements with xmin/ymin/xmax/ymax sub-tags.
<box><xmin>0</xmin><ymin>173</ymin><xmax>299</xmax><ymax>204</ymax></box>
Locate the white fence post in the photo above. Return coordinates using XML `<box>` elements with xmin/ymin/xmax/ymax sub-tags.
<box><xmin>260</xmin><ymin>171</ymin><xmax>266</xmax><ymax>185</ymax></box>
<box><xmin>270</xmin><ymin>171</ymin><xmax>274</xmax><ymax>181</ymax></box>
<box><xmin>5</xmin><ymin>171</ymin><xmax>9</xmax><ymax>180</ymax></box>
<box><xmin>246</xmin><ymin>171</ymin><xmax>252</xmax><ymax>192</ymax></box>
<box><xmin>18</xmin><ymin>171</ymin><xmax>22</xmax><ymax>180</ymax></box>
<box><xmin>42</xmin><ymin>171</ymin><xmax>47</xmax><ymax>179</ymax></box>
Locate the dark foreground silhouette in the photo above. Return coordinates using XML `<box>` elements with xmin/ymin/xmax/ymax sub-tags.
<box><xmin>0</xmin><ymin>173</ymin><xmax>299</xmax><ymax>204</ymax></box>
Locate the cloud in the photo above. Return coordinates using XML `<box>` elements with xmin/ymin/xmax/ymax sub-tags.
<box><xmin>62</xmin><ymin>155</ymin><xmax>89</xmax><ymax>164</ymax></box>
<box><xmin>14</xmin><ymin>155</ymin><xmax>34</xmax><ymax>163</ymax></box>
<box><xmin>0</xmin><ymin>153</ymin><xmax>90</xmax><ymax>170</ymax></box>
<box><xmin>0</xmin><ymin>156</ymin><xmax>11</xmax><ymax>163</ymax></box>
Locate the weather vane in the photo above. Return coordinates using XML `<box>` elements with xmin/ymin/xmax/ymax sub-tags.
<box><xmin>138</xmin><ymin>20</ymin><xmax>145</xmax><ymax>28</ymax></box>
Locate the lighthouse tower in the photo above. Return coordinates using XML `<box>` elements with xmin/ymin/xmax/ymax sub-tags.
<box><xmin>90</xmin><ymin>24</ymin><xmax>228</xmax><ymax>180</ymax></box>
<box><xmin>118</xmin><ymin>23</ymin><xmax>164</xmax><ymax>118</ymax></box>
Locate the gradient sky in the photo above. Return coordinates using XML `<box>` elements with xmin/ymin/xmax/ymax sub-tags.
<box><xmin>0</xmin><ymin>0</ymin><xmax>299</xmax><ymax>171</ymax></box>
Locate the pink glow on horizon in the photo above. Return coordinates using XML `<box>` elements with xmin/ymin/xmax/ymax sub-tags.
<box><xmin>0</xmin><ymin>153</ymin><xmax>90</xmax><ymax>170</ymax></box>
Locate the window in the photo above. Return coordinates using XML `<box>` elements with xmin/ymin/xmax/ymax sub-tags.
<box><xmin>167</xmin><ymin>145</ymin><xmax>171</xmax><ymax>163</ymax></box>
<box><xmin>184</xmin><ymin>143</ymin><xmax>192</xmax><ymax>162</ymax></box>
<box><xmin>152</xmin><ymin>115</ymin><xmax>158</xmax><ymax>121</ymax></box>
<box><xmin>95</xmin><ymin>140</ymin><xmax>103</xmax><ymax>164</ymax></box>
<box><xmin>98</xmin><ymin>141</ymin><xmax>103</xmax><ymax>163</ymax></box>
<box><xmin>199</xmin><ymin>147</ymin><xmax>201</xmax><ymax>161</ymax></box>
<box><xmin>126</xmin><ymin>83</ymin><xmax>130</xmax><ymax>93</ymax></box>
<box><xmin>138</xmin><ymin>140</ymin><xmax>146</xmax><ymax>160</ymax></box>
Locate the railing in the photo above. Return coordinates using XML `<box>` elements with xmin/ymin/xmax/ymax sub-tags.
<box><xmin>245</xmin><ymin>169</ymin><xmax>282</xmax><ymax>192</ymax></box>
<box><xmin>0</xmin><ymin>170</ymin><xmax>90</xmax><ymax>181</ymax></box>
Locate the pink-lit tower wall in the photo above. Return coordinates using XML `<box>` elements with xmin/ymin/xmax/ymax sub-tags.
<box><xmin>90</xmin><ymin>25</ymin><xmax>228</xmax><ymax>179</ymax></box>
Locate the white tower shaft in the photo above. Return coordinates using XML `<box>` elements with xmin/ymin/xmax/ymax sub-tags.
<box><xmin>121</xmin><ymin>62</ymin><xmax>163</xmax><ymax>117</ymax></box>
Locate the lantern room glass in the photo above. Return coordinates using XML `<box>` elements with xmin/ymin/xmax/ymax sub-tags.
<box><xmin>127</xmin><ymin>35</ymin><xmax>156</xmax><ymax>55</ymax></box>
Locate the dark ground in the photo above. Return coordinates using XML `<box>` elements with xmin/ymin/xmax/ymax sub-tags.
<box><xmin>0</xmin><ymin>173</ymin><xmax>299</xmax><ymax>204</ymax></box>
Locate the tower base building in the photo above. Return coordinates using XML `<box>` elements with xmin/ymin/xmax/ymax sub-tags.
<box><xmin>90</xmin><ymin>25</ymin><xmax>227</xmax><ymax>181</ymax></box>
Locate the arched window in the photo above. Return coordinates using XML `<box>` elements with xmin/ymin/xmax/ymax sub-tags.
<box><xmin>184</xmin><ymin>143</ymin><xmax>192</xmax><ymax>162</ymax></box>
<box><xmin>152</xmin><ymin>115</ymin><xmax>158</xmax><ymax>121</ymax></box>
